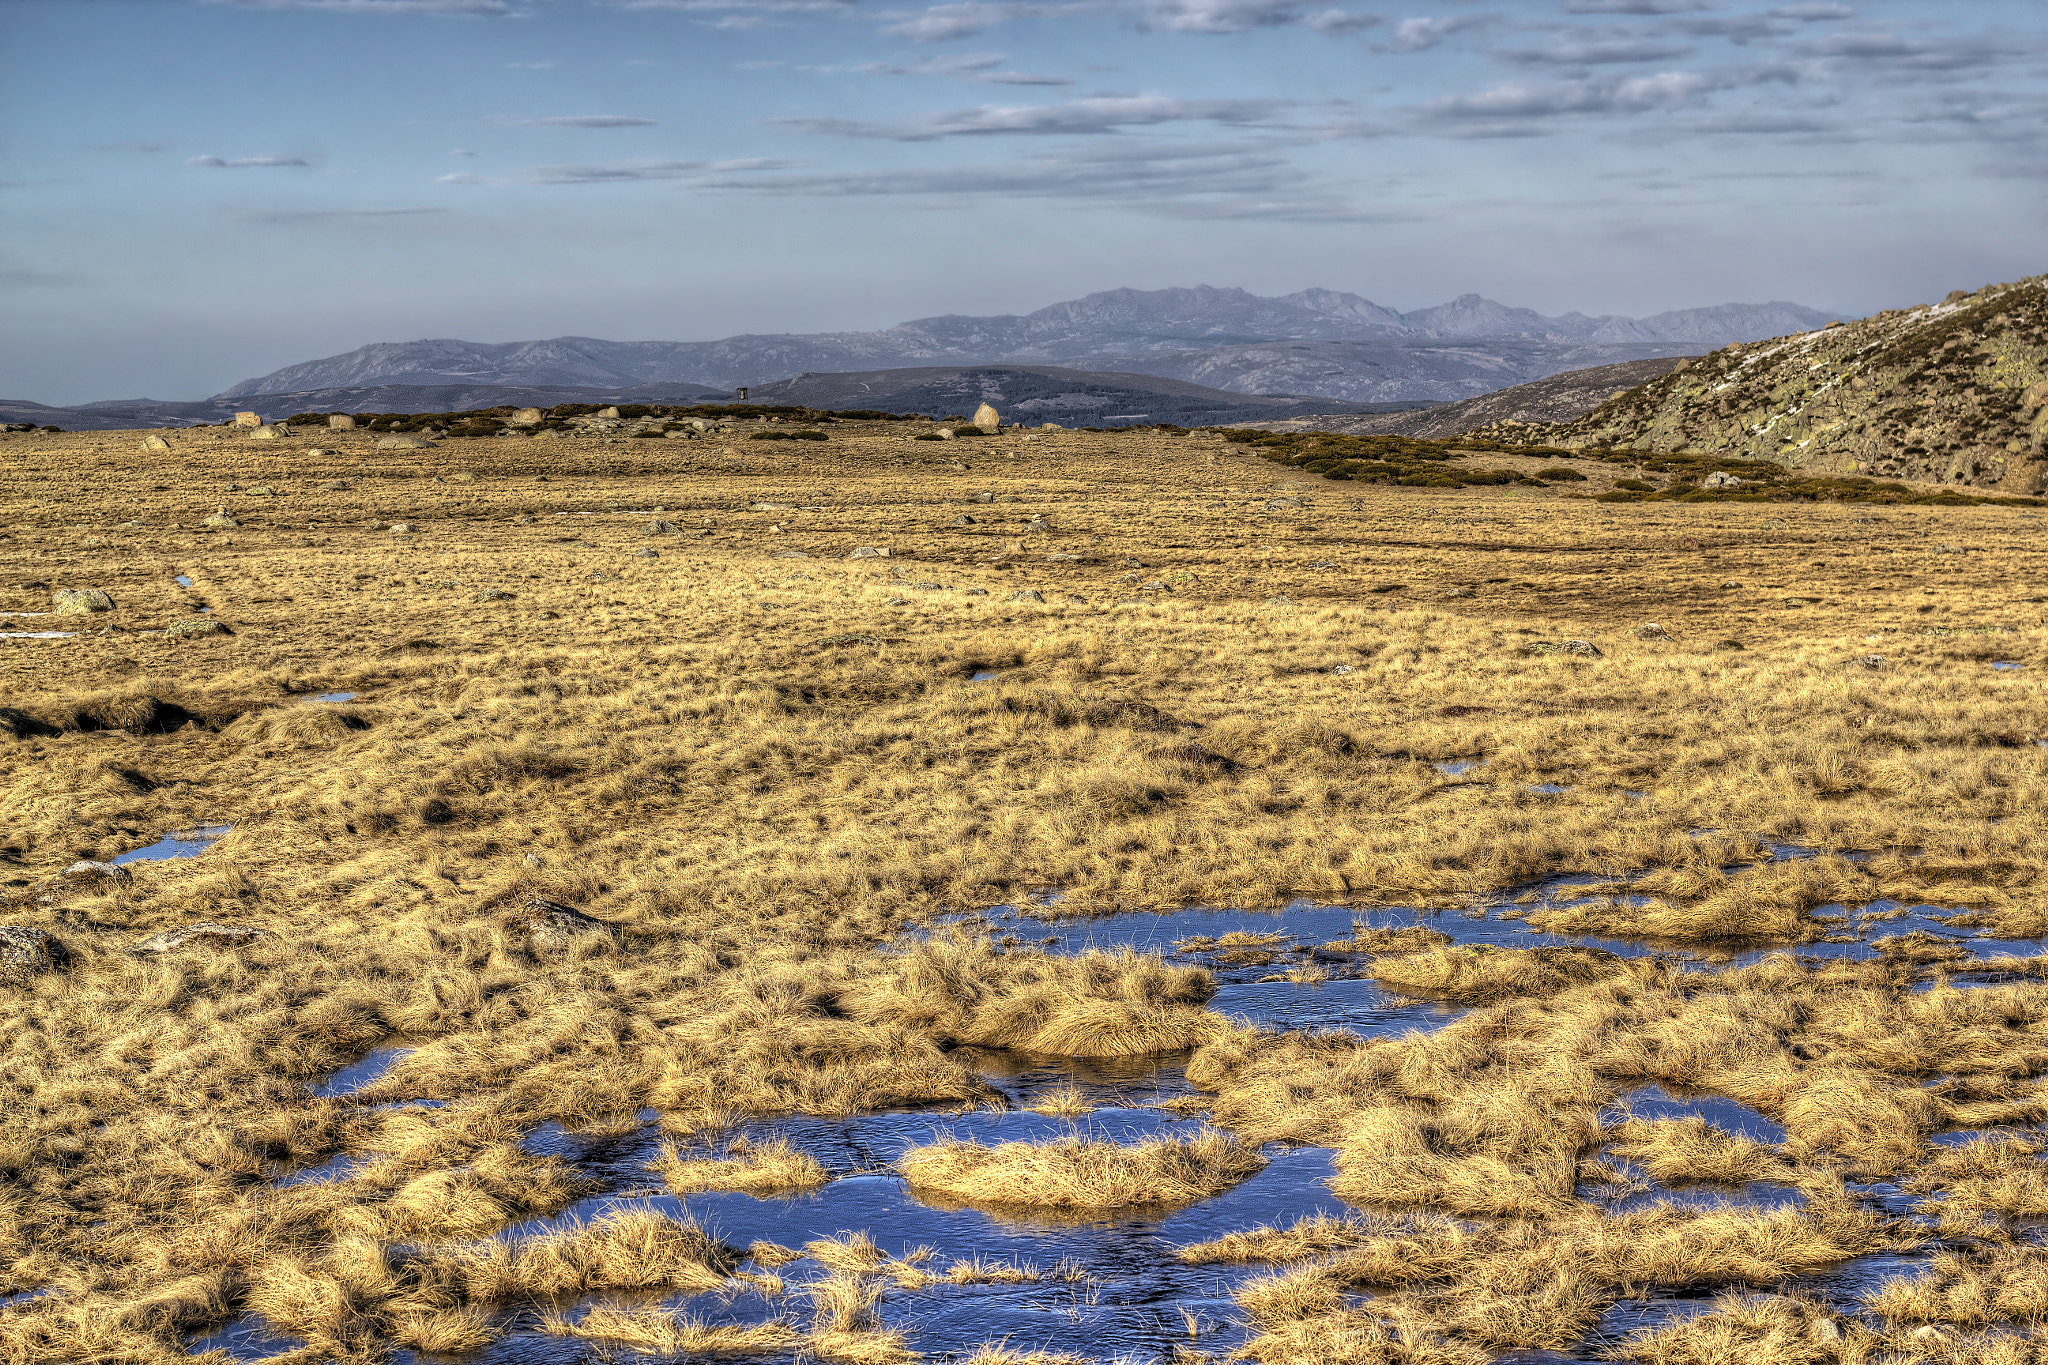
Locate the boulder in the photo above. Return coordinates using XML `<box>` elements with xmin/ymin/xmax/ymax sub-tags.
<box><xmin>508</xmin><ymin>408</ymin><xmax>544</xmax><ymax>426</ymax></box>
<box><xmin>972</xmin><ymin>403</ymin><xmax>1000</xmax><ymax>430</ymax></box>
<box><xmin>390</xmin><ymin>522</ymin><xmax>417</xmax><ymax>534</ymax></box>
<box><xmin>1853</xmin><ymin>655</ymin><xmax>1887</xmax><ymax>670</ymax></box>
<box><xmin>328</xmin><ymin>414</ymin><xmax>356</xmax><ymax>429</ymax></box>
<box><xmin>141</xmin><ymin>434</ymin><xmax>171</xmax><ymax>451</ymax></box>
<box><xmin>250</xmin><ymin>425</ymin><xmax>283</xmax><ymax>441</ymax></box>
<box><xmin>0</xmin><ymin>926</ymin><xmax>70</xmax><ymax>981</ymax></box>
<box><xmin>634</xmin><ymin>547</ymin><xmax>658</xmax><ymax>558</ymax></box>
<box><xmin>1264</xmin><ymin>497</ymin><xmax>1304</xmax><ymax>511</ymax></box>
<box><xmin>51</xmin><ymin>588</ymin><xmax>114</xmax><ymax>615</ymax></box>
<box><xmin>597</xmin><ymin>406</ymin><xmax>621</xmax><ymax>419</ymax></box>
<box><xmin>377</xmin><ymin>436</ymin><xmax>437</xmax><ymax>450</ymax></box>
<box><xmin>2023</xmin><ymin>379</ymin><xmax>2048</xmax><ymax>412</ymax></box>
<box><xmin>933</xmin><ymin>428</ymin><xmax>956</xmax><ymax>440</ymax></box>
<box><xmin>64</xmin><ymin>859</ymin><xmax>132</xmax><ymax>886</ymax></box>
<box><xmin>501</xmin><ymin>898</ymin><xmax>617</xmax><ymax>948</ymax></box>
<box><xmin>849</xmin><ymin>546</ymin><xmax>890</xmax><ymax>559</ymax></box>
<box><xmin>1040</xmin><ymin>423</ymin><xmax>1063</xmax><ymax>431</ymax></box>
<box><xmin>971</xmin><ymin>492</ymin><xmax>994</xmax><ymax>504</ymax></box>
<box><xmin>1703</xmin><ymin>472</ymin><xmax>1741</xmax><ymax>489</ymax></box>
<box><xmin>472</xmin><ymin>590</ymin><xmax>513</xmax><ymax>602</ymax></box>
<box><xmin>133</xmin><ymin>923</ymin><xmax>268</xmax><ymax>955</ymax></box>
<box><xmin>318</xmin><ymin>479</ymin><xmax>350</xmax><ymax>492</ymax></box>
<box><xmin>233</xmin><ymin>412</ymin><xmax>262</xmax><ymax>427</ymax></box>
<box><xmin>951</xmin><ymin>515</ymin><xmax>976</xmax><ymax>526</ymax></box>
<box><xmin>1008</xmin><ymin>589</ymin><xmax>1045</xmax><ymax>603</ymax></box>
<box><xmin>203</xmin><ymin>513</ymin><xmax>239</xmax><ymax>530</ymax></box>
<box><xmin>1561</xmin><ymin>639</ymin><xmax>1603</xmax><ymax>657</ymax></box>
<box><xmin>1632</xmin><ymin>623</ymin><xmax>1673</xmax><ymax>640</ymax></box>
<box><xmin>647</xmin><ymin>520</ymin><xmax>679</xmax><ymax>534</ymax></box>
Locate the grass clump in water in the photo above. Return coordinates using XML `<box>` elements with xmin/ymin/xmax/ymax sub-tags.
<box><xmin>898</xmin><ymin>1130</ymin><xmax>1265</xmax><ymax>1210</ymax></box>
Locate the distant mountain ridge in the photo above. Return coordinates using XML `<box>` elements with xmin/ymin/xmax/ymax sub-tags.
<box><xmin>217</xmin><ymin>286</ymin><xmax>1846</xmax><ymax>403</ymax></box>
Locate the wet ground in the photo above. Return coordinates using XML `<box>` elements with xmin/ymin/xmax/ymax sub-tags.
<box><xmin>189</xmin><ymin>863</ymin><xmax>2048</xmax><ymax>1363</ymax></box>
<box><xmin>113</xmin><ymin>825</ymin><xmax>230</xmax><ymax>867</ymax></box>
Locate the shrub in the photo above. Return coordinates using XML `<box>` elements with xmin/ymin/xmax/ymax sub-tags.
<box><xmin>1534</xmin><ymin>467</ymin><xmax>1587</xmax><ymax>482</ymax></box>
<box><xmin>1614</xmin><ymin>478</ymin><xmax>1658</xmax><ymax>492</ymax></box>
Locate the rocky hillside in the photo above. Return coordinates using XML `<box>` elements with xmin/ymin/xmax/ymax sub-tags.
<box><xmin>1484</xmin><ymin>275</ymin><xmax>2048</xmax><ymax>495</ymax></box>
<box><xmin>1222</xmin><ymin>356</ymin><xmax>1698</xmax><ymax>439</ymax></box>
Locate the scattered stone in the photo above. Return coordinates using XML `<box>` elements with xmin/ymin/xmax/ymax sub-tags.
<box><xmin>1703</xmin><ymin>471</ymin><xmax>1742</xmax><ymax>489</ymax></box>
<box><xmin>64</xmin><ymin>860</ymin><xmax>132</xmax><ymax>886</ymax></box>
<box><xmin>508</xmin><ymin>407</ymin><xmax>544</xmax><ymax>425</ymax></box>
<box><xmin>1008</xmin><ymin>589</ymin><xmax>1045</xmax><ymax>603</ymax></box>
<box><xmin>166</xmin><ymin>617</ymin><xmax>230</xmax><ymax>638</ymax></box>
<box><xmin>250</xmin><ymin>425</ymin><xmax>283</xmax><ymax>441</ymax></box>
<box><xmin>885</xmin><ymin>596</ymin><xmax>911</xmax><ymax>606</ymax></box>
<box><xmin>233</xmin><ymin>411</ymin><xmax>262</xmax><ymax>427</ymax></box>
<box><xmin>634</xmin><ymin>547</ymin><xmax>658</xmax><ymax>558</ymax></box>
<box><xmin>933</xmin><ymin>428</ymin><xmax>955</xmax><ymax>440</ymax></box>
<box><xmin>971</xmin><ymin>492</ymin><xmax>994</xmax><ymax>504</ymax></box>
<box><xmin>1721</xmin><ymin>580</ymin><xmax>1742</xmax><ymax>590</ymax></box>
<box><xmin>648</xmin><ymin>520</ymin><xmax>679</xmax><ymax>534</ymax></box>
<box><xmin>140</xmin><ymin>434</ymin><xmax>171</xmax><ymax>451</ymax></box>
<box><xmin>537</xmin><ymin>610</ymin><xmax>559</xmax><ymax>620</ymax></box>
<box><xmin>972</xmin><ymin>402</ymin><xmax>1000</xmax><ymax>429</ymax></box>
<box><xmin>0</xmin><ymin>926</ymin><xmax>70</xmax><ymax>980</ymax></box>
<box><xmin>749</xmin><ymin>502</ymin><xmax>794</xmax><ymax>512</ymax></box>
<box><xmin>390</xmin><ymin>522</ymin><xmax>417</xmax><ymax>535</ymax></box>
<box><xmin>133</xmin><ymin>923</ymin><xmax>268</xmax><ymax>955</ymax></box>
<box><xmin>964</xmin><ymin>587</ymin><xmax>988</xmax><ymax>596</ymax></box>
<box><xmin>318</xmin><ymin>479</ymin><xmax>350</xmax><ymax>492</ymax></box>
<box><xmin>1853</xmin><ymin>655</ymin><xmax>1887</xmax><ymax>670</ymax></box>
<box><xmin>328</xmin><ymin>414</ymin><xmax>356</xmax><ymax>429</ymax></box>
<box><xmin>377</xmin><ymin>436</ymin><xmax>437</xmax><ymax>450</ymax></box>
<box><xmin>51</xmin><ymin>588</ymin><xmax>114</xmax><ymax>615</ymax></box>
<box><xmin>1443</xmin><ymin>586</ymin><xmax>1475</xmax><ymax>599</ymax></box>
<box><xmin>502</xmin><ymin>898</ymin><xmax>617</xmax><ymax>948</ymax></box>
<box><xmin>1561</xmin><ymin>639</ymin><xmax>1602</xmax><ymax>657</ymax></box>
<box><xmin>849</xmin><ymin>546</ymin><xmax>890</xmax><ymax>559</ymax></box>
<box><xmin>1332</xmin><ymin>664</ymin><xmax>1356</xmax><ymax>675</ymax></box>
<box><xmin>951</xmin><ymin>515</ymin><xmax>976</xmax><ymax>526</ymax></box>
<box><xmin>472</xmin><ymin>590</ymin><xmax>514</xmax><ymax>602</ymax></box>
<box><xmin>202</xmin><ymin>513</ymin><xmax>239</xmax><ymax>530</ymax></box>
<box><xmin>1264</xmin><ymin>497</ymin><xmax>1305</xmax><ymax>511</ymax></box>
<box><xmin>1632</xmin><ymin>623</ymin><xmax>1673</xmax><ymax>640</ymax></box>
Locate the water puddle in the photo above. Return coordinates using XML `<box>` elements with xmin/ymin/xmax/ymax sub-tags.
<box><xmin>0</xmin><ymin>631</ymin><xmax>76</xmax><ymax>640</ymax></box>
<box><xmin>175</xmin><ymin>574</ymin><xmax>193</xmax><ymax>587</ymax></box>
<box><xmin>186</xmin><ymin>1313</ymin><xmax>306</xmax><ymax>1362</ymax></box>
<box><xmin>1991</xmin><ymin>661</ymin><xmax>2024</xmax><ymax>671</ymax></box>
<box><xmin>1527</xmin><ymin>782</ymin><xmax>1575</xmax><ymax>795</ymax></box>
<box><xmin>111</xmin><ymin>824</ymin><xmax>229</xmax><ymax>867</ymax></box>
<box><xmin>312</xmin><ymin>1045</ymin><xmax>414</xmax><ymax>1099</ymax></box>
<box><xmin>308</xmin><ymin>691</ymin><xmax>357</xmax><ymax>703</ymax></box>
<box><xmin>1604</xmin><ymin>1084</ymin><xmax>1786</xmax><ymax>1143</ymax></box>
<box><xmin>1434</xmin><ymin>758</ymin><xmax>1482</xmax><ymax>777</ymax></box>
<box><xmin>970</xmin><ymin>670</ymin><xmax>1000</xmax><ymax>682</ymax></box>
<box><xmin>0</xmin><ymin>611</ymin><xmax>49</xmax><ymax>617</ymax></box>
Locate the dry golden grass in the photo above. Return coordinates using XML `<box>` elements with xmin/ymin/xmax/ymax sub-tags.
<box><xmin>898</xmin><ymin>1130</ymin><xmax>1265</xmax><ymax>1211</ymax></box>
<box><xmin>648</xmin><ymin>1134</ymin><xmax>830</xmax><ymax>1195</ymax></box>
<box><xmin>3</xmin><ymin>424</ymin><xmax>2047</xmax><ymax>1361</ymax></box>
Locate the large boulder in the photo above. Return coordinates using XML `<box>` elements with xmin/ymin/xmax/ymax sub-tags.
<box><xmin>233</xmin><ymin>412</ymin><xmax>262</xmax><ymax>428</ymax></box>
<box><xmin>51</xmin><ymin>588</ymin><xmax>114</xmax><ymax>615</ymax></box>
<box><xmin>500</xmin><ymin>898</ymin><xmax>617</xmax><ymax>948</ymax></box>
<box><xmin>250</xmin><ymin>425</ymin><xmax>283</xmax><ymax>441</ymax></box>
<box><xmin>508</xmin><ymin>408</ymin><xmax>544</xmax><ymax>426</ymax></box>
<box><xmin>0</xmin><ymin>927</ymin><xmax>70</xmax><ymax>981</ymax></box>
<box><xmin>972</xmin><ymin>403</ymin><xmax>1000</xmax><ymax>430</ymax></box>
<box><xmin>328</xmin><ymin>414</ymin><xmax>356</xmax><ymax>430</ymax></box>
<box><xmin>202</xmin><ymin>513</ymin><xmax>239</xmax><ymax>530</ymax></box>
<box><xmin>166</xmin><ymin>617</ymin><xmax>231</xmax><ymax>638</ymax></box>
<box><xmin>133</xmin><ymin>923</ymin><xmax>268</xmax><ymax>955</ymax></box>
<box><xmin>141</xmin><ymin>434</ymin><xmax>171</xmax><ymax>451</ymax></box>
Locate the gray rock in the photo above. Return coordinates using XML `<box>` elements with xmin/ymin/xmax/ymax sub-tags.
<box><xmin>51</xmin><ymin>588</ymin><xmax>114</xmax><ymax>615</ymax></box>
<box><xmin>647</xmin><ymin>520</ymin><xmax>679</xmax><ymax>534</ymax></box>
<box><xmin>508</xmin><ymin>407</ymin><xmax>544</xmax><ymax>425</ymax></box>
<box><xmin>390</xmin><ymin>522</ymin><xmax>417</xmax><ymax>534</ymax></box>
<box><xmin>141</xmin><ymin>434</ymin><xmax>171</xmax><ymax>451</ymax></box>
<box><xmin>849</xmin><ymin>546</ymin><xmax>890</xmax><ymax>559</ymax></box>
<box><xmin>1264</xmin><ymin>497</ymin><xmax>1305</xmax><ymax>511</ymax></box>
<box><xmin>749</xmin><ymin>502</ymin><xmax>795</xmax><ymax>512</ymax></box>
<box><xmin>133</xmin><ymin>923</ymin><xmax>268</xmax><ymax>955</ymax></box>
<box><xmin>377</xmin><ymin>436</ymin><xmax>437</xmax><ymax>450</ymax></box>
<box><xmin>1721</xmin><ymin>580</ymin><xmax>1742</xmax><ymax>590</ymax></box>
<box><xmin>1008</xmin><ymin>589</ymin><xmax>1045</xmax><ymax>603</ymax></box>
<box><xmin>166</xmin><ymin>617</ymin><xmax>230</xmax><ymax>638</ymax></box>
<box><xmin>250</xmin><ymin>425</ymin><xmax>283</xmax><ymax>441</ymax></box>
<box><xmin>933</xmin><ymin>428</ymin><xmax>956</xmax><ymax>440</ymax></box>
<box><xmin>634</xmin><ymin>547</ymin><xmax>658</xmax><ymax>558</ymax></box>
<box><xmin>1853</xmin><ymin>655</ymin><xmax>1887</xmax><ymax>670</ymax></box>
<box><xmin>0</xmin><ymin>926</ymin><xmax>70</xmax><ymax>980</ymax></box>
<box><xmin>1443</xmin><ymin>586</ymin><xmax>1475</xmax><ymax>599</ymax></box>
<box><xmin>64</xmin><ymin>859</ymin><xmax>132</xmax><ymax>885</ymax></box>
<box><xmin>1267</xmin><ymin>595</ymin><xmax>1299</xmax><ymax>606</ymax></box>
<box><xmin>1331</xmin><ymin>664</ymin><xmax>1356</xmax><ymax>675</ymax></box>
<box><xmin>501</xmin><ymin>898</ymin><xmax>616</xmax><ymax>948</ymax></box>
<box><xmin>1703</xmin><ymin>471</ymin><xmax>1741</xmax><ymax>489</ymax></box>
<box><xmin>328</xmin><ymin>414</ymin><xmax>356</xmax><ymax>429</ymax></box>
<box><xmin>318</xmin><ymin>479</ymin><xmax>350</xmax><ymax>492</ymax></box>
<box><xmin>1632</xmin><ymin>623</ymin><xmax>1673</xmax><ymax>640</ymax></box>
<box><xmin>515</xmin><ymin>514</ymin><xmax>536</xmax><ymax>525</ymax></box>
<box><xmin>472</xmin><ymin>590</ymin><xmax>514</xmax><ymax>602</ymax></box>
<box><xmin>964</xmin><ymin>587</ymin><xmax>989</xmax><ymax>596</ymax></box>
<box><xmin>972</xmin><ymin>403</ymin><xmax>1000</xmax><ymax>429</ymax></box>
<box><xmin>951</xmin><ymin>515</ymin><xmax>976</xmax><ymax>526</ymax></box>
<box><xmin>1140</xmin><ymin>580</ymin><xmax>1167</xmax><ymax>590</ymax></box>
<box><xmin>971</xmin><ymin>492</ymin><xmax>994</xmax><ymax>504</ymax></box>
<box><xmin>1561</xmin><ymin>639</ymin><xmax>1603</xmax><ymax>657</ymax></box>
<box><xmin>203</xmin><ymin>513</ymin><xmax>239</xmax><ymax>530</ymax></box>
<box><xmin>884</xmin><ymin>596</ymin><xmax>911</xmax><ymax>605</ymax></box>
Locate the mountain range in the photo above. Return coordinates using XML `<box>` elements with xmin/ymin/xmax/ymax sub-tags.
<box><xmin>213</xmin><ymin>286</ymin><xmax>1845</xmax><ymax>407</ymax></box>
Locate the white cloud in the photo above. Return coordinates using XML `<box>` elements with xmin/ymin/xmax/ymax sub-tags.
<box><xmin>1382</xmin><ymin>15</ymin><xmax>1484</xmax><ymax>52</ymax></box>
<box><xmin>771</xmin><ymin>93</ymin><xmax>1292</xmax><ymax>139</ymax></box>
<box><xmin>518</xmin><ymin>115</ymin><xmax>660</xmax><ymax>127</ymax></box>
<box><xmin>208</xmin><ymin>0</ymin><xmax>514</xmax><ymax>13</ymax></box>
<box><xmin>533</xmin><ymin>160</ymin><xmax>706</xmax><ymax>182</ymax></box>
<box><xmin>437</xmin><ymin>172</ymin><xmax>487</xmax><ymax>183</ymax></box>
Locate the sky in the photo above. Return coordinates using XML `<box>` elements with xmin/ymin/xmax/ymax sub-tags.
<box><xmin>1</xmin><ymin>0</ymin><xmax>2044</xmax><ymax>403</ymax></box>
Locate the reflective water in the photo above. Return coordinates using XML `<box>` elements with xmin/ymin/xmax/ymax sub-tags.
<box><xmin>1991</xmin><ymin>661</ymin><xmax>2023</xmax><ymax>671</ymax></box>
<box><xmin>308</xmin><ymin>691</ymin><xmax>357</xmax><ymax>703</ymax></box>
<box><xmin>175</xmin><ymin>574</ymin><xmax>193</xmax><ymax>587</ymax></box>
<box><xmin>311</xmin><ymin>1045</ymin><xmax>414</xmax><ymax>1098</ymax></box>
<box><xmin>112</xmin><ymin>824</ymin><xmax>230</xmax><ymax>866</ymax></box>
<box><xmin>0</xmin><ymin>631</ymin><xmax>75</xmax><ymax>640</ymax></box>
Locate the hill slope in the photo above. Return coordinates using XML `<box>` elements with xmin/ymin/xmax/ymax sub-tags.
<box><xmin>1488</xmin><ymin>275</ymin><xmax>2048</xmax><ymax>495</ymax></box>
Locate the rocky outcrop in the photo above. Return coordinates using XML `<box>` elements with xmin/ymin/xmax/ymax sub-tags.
<box><xmin>501</xmin><ymin>898</ymin><xmax>617</xmax><ymax>948</ymax></box>
<box><xmin>0</xmin><ymin>926</ymin><xmax>70</xmax><ymax>981</ymax></box>
<box><xmin>1493</xmin><ymin>275</ymin><xmax>2048</xmax><ymax>494</ymax></box>
<box><xmin>133</xmin><ymin>923</ymin><xmax>269</xmax><ymax>954</ymax></box>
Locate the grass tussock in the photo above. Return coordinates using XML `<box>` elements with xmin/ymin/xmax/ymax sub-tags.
<box><xmin>537</xmin><ymin>1301</ymin><xmax>803</xmax><ymax>1353</ymax></box>
<box><xmin>649</xmin><ymin>1134</ymin><xmax>830</xmax><ymax>1195</ymax></box>
<box><xmin>898</xmin><ymin>1130</ymin><xmax>1265</xmax><ymax>1210</ymax></box>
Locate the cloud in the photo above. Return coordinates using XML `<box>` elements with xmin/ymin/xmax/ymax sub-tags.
<box><xmin>1561</xmin><ymin>0</ymin><xmax>1708</xmax><ymax>12</ymax></box>
<box><xmin>1795</xmin><ymin>30</ymin><xmax>2007</xmax><ymax>74</ymax></box>
<box><xmin>518</xmin><ymin>115</ymin><xmax>660</xmax><ymax>127</ymax></box>
<box><xmin>1421</xmin><ymin>65</ymin><xmax>1793</xmax><ymax>122</ymax></box>
<box><xmin>451</xmin><ymin>148</ymin><xmax>477</xmax><ymax>156</ymax></box>
<box><xmin>882</xmin><ymin>3</ymin><xmax>1018</xmax><ymax>40</ymax></box>
<box><xmin>87</xmin><ymin>141</ymin><xmax>170</xmax><ymax>154</ymax></box>
<box><xmin>1670</xmin><ymin>16</ymin><xmax>1790</xmax><ymax>43</ymax></box>
<box><xmin>1303</xmin><ymin>8</ymin><xmax>1382</xmax><ymax>33</ymax></box>
<box><xmin>979</xmin><ymin>71</ymin><xmax>1074</xmax><ymax>84</ymax></box>
<box><xmin>1141</xmin><ymin>0</ymin><xmax>1343</xmax><ymax>35</ymax></box>
<box><xmin>207</xmin><ymin>0</ymin><xmax>514</xmax><ymax>13</ymax></box>
<box><xmin>532</xmin><ymin>160</ymin><xmax>707</xmax><ymax>182</ymax></box>
<box><xmin>710</xmin><ymin>157</ymin><xmax>803</xmax><ymax>169</ymax></box>
<box><xmin>769</xmin><ymin>93</ymin><xmax>1291</xmax><ymax>139</ymax></box>
<box><xmin>187</xmin><ymin>154</ymin><xmax>310</xmax><ymax>167</ymax></box>
<box><xmin>506</xmin><ymin>60</ymin><xmax>557</xmax><ymax>69</ymax></box>
<box><xmin>1498</xmin><ymin>36</ymin><xmax>1695</xmax><ymax>66</ymax></box>
<box><xmin>1770</xmin><ymin>2</ymin><xmax>1853</xmax><ymax>18</ymax></box>
<box><xmin>437</xmin><ymin>172</ymin><xmax>487</xmax><ymax>183</ymax></box>
<box><xmin>1381</xmin><ymin>15</ymin><xmax>1484</xmax><ymax>52</ymax></box>
<box><xmin>247</xmin><ymin>207</ymin><xmax>451</xmax><ymax>222</ymax></box>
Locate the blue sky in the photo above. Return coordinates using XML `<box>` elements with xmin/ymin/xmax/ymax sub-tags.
<box><xmin>2</xmin><ymin>0</ymin><xmax>2043</xmax><ymax>402</ymax></box>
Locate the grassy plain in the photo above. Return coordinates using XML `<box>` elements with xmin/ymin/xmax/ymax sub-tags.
<box><xmin>1</xmin><ymin>420</ymin><xmax>2047</xmax><ymax>1362</ymax></box>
